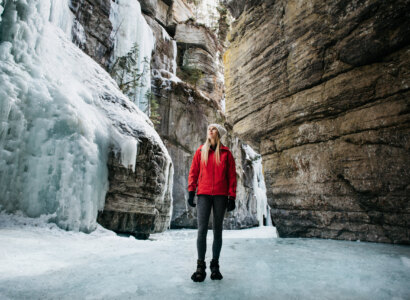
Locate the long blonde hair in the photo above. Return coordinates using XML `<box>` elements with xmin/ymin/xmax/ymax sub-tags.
<box><xmin>201</xmin><ymin>130</ymin><xmax>222</xmax><ymax>166</ymax></box>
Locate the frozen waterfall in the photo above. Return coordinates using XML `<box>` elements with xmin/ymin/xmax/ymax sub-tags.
<box><xmin>109</xmin><ymin>0</ymin><xmax>156</xmax><ymax>116</ymax></box>
<box><xmin>242</xmin><ymin>144</ymin><xmax>272</xmax><ymax>227</ymax></box>
<box><xmin>0</xmin><ymin>0</ymin><xmax>171</xmax><ymax>232</ymax></box>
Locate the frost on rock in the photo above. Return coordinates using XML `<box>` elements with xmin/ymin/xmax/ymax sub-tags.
<box><xmin>242</xmin><ymin>143</ymin><xmax>272</xmax><ymax>227</ymax></box>
<box><xmin>72</xmin><ymin>18</ymin><xmax>86</xmax><ymax>48</ymax></box>
<box><xmin>152</xmin><ymin>69</ymin><xmax>182</xmax><ymax>91</ymax></box>
<box><xmin>0</xmin><ymin>0</ymin><xmax>172</xmax><ymax>233</ymax></box>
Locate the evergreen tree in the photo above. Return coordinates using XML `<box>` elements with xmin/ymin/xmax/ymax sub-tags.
<box><xmin>109</xmin><ymin>43</ymin><xmax>150</xmax><ymax>114</ymax></box>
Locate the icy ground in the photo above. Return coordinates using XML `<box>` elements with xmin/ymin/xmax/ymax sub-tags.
<box><xmin>0</xmin><ymin>211</ymin><xmax>409</xmax><ymax>300</ymax></box>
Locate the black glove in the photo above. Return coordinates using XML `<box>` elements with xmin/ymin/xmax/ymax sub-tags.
<box><xmin>227</xmin><ymin>196</ymin><xmax>236</xmax><ymax>212</ymax></box>
<box><xmin>188</xmin><ymin>191</ymin><xmax>196</xmax><ymax>207</ymax></box>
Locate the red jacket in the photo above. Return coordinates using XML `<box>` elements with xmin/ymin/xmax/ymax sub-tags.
<box><xmin>188</xmin><ymin>144</ymin><xmax>237</xmax><ymax>198</ymax></box>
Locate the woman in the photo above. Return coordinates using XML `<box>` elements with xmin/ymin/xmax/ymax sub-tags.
<box><xmin>187</xmin><ymin>123</ymin><xmax>237</xmax><ymax>282</ymax></box>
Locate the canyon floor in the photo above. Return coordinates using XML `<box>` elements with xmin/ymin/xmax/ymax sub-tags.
<box><xmin>0</xmin><ymin>211</ymin><xmax>409</xmax><ymax>300</ymax></box>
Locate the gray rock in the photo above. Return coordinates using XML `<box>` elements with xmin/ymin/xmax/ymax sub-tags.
<box><xmin>69</xmin><ymin>0</ymin><xmax>113</xmax><ymax>69</ymax></box>
<box><xmin>144</xmin><ymin>13</ymin><xmax>177</xmax><ymax>74</ymax></box>
<box><xmin>151</xmin><ymin>77</ymin><xmax>262</xmax><ymax>229</ymax></box>
<box><xmin>70</xmin><ymin>0</ymin><xmax>175</xmax><ymax>238</ymax></box>
<box><xmin>166</xmin><ymin>0</ymin><xmax>194</xmax><ymax>33</ymax></box>
<box><xmin>97</xmin><ymin>135</ymin><xmax>174</xmax><ymax>239</ymax></box>
<box><xmin>182</xmin><ymin>47</ymin><xmax>224</xmax><ymax>102</ymax></box>
<box><xmin>220</xmin><ymin>0</ymin><xmax>247</xmax><ymax>19</ymax></box>
<box><xmin>175</xmin><ymin>21</ymin><xmax>220</xmax><ymax>57</ymax></box>
<box><xmin>139</xmin><ymin>0</ymin><xmax>170</xmax><ymax>29</ymax></box>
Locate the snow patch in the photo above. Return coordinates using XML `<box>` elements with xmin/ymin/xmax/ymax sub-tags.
<box><xmin>152</xmin><ymin>68</ymin><xmax>183</xmax><ymax>91</ymax></box>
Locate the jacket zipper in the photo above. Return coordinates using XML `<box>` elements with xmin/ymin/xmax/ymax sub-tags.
<box><xmin>212</xmin><ymin>152</ymin><xmax>214</xmax><ymax>195</ymax></box>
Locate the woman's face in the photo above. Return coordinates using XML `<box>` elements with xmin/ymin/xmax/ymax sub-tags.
<box><xmin>208</xmin><ymin>126</ymin><xmax>218</xmax><ymax>140</ymax></box>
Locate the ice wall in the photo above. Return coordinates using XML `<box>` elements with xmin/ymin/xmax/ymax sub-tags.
<box><xmin>242</xmin><ymin>144</ymin><xmax>272</xmax><ymax>226</ymax></box>
<box><xmin>0</xmin><ymin>1</ymin><xmax>3</xmax><ymax>22</ymax></box>
<box><xmin>0</xmin><ymin>0</ymin><xmax>172</xmax><ymax>232</ymax></box>
<box><xmin>109</xmin><ymin>0</ymin><xmax>155</xmax><ymax>116</ymax></box>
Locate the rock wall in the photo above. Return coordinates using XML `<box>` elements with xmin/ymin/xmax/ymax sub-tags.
<box><xmin>69</xmin><ymin>0</ymin><xmax>113</xmax><ymax>69</ymax></box>
<box><xmin>223</xmin><ymin>0</ymin><xmax>410</xmax><ymax>244</ymax></box>
<box><xmin>151</xmin><ymin>77</ymin><xmax>261</xmax><ymax>229</ymax></box>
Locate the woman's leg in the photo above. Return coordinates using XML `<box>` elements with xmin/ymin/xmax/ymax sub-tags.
<box><xmin>212</xmin><ymin>195</ymin><xmax>228</xmax><ymax>260</ymax></box>
<box><xmin>196</xmin><ymin>194</ymin><xmax>212</xmax><ymax>260</ymax></box>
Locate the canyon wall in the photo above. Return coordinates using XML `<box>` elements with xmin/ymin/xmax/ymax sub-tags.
<box><xmin>71</xmin><ymin>0</ymin><xmax>271</xmax><ymax>234</ymax></box>
<box><xmin>224</xmin><ymin>0</ymin><xmax>410</xmax><ymax>244</ymax></box>
<box><xmin>144</xmin><ymin>0</ymin><xmax>268</xmax><ymax>229</ymax></box>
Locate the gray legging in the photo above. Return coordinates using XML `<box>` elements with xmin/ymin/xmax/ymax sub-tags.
<box><xmin>196</xmin><ymin>194</ymin><xmax>228</xmax><ymax>261</ymax></box>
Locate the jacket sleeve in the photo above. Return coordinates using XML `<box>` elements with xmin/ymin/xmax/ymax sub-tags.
<box><xmin>188</xmin><ymin>148</ymin><xmax>201</xmax><ymax>192</ymax></box>
<box><xmin>227</xmin><ymin>151</ymin><xmax>237</xmax><ymax>198</ymax></box>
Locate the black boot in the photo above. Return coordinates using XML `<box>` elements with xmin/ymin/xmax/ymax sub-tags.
<box><xmin>210</xmin><ymin>258</ymin><xmax>223</xmax><ymax>280</ymax></box>
<box><xmin>191</xmin><ymin>259</ymin><xmax>207</xmax><ymax>282</ymax></box>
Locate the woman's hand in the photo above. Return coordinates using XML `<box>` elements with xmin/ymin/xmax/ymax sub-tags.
<box><xmin>227</xmin><ymin>196</ymin><xmax>236</xmax><ymax>211</ymax></box>
<box><xmin>188</xmin><ymin>191</ymin><xmax>196</xmax><ymax>207</ymax></box>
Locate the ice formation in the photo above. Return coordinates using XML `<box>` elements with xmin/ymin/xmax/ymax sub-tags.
<box><xmin>242</xmin><ymin>144</ymin><xmax>272</xmax><ymax>227</ymax></box>
<box><xmin>0</xmin><ymin>0</ymin><xmax>172</xmax><ymax>232</ymax></box>
<box><xmin>109</xmin><ymin>0</ymin><xmax>155</xmax><ymax>116</ymax></box>
<box><xmin>191</xmin><ymin>0</ymin><xmax>221</xmax><ymax>29</ymax></box>
<box><xmin>2</xmin><ymin>210</ymin><xmax>409</xmax><ymax>299</ymax></box>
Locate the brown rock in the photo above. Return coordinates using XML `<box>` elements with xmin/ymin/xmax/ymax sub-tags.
<box><xmin>223</xmin><ymin>0</ymin><xmax>410</xmax><ymax>244</ymax></box>
<box><xmin>175</xmin><ymin>21</ymin><xmax>220</xmax><ymax>57</ymax></box>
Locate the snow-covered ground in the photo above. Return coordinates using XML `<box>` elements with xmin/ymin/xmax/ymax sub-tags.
<box><xmin>0</xmin><ymin>211</ymin><xmax>409</xmax><ymax>300</ymax></box>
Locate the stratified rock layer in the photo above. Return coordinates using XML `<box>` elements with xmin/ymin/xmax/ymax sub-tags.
<box><xmin>223</xmin><ymin>0</ymin><xmax>410</xmax><ymax>244</ymax></box>
<box><xmin>97</xmin><ymin>136</ymin><xmax>173</xmax><ymax>239</ymax></box>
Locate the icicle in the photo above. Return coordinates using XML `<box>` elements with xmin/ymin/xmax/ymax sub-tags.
<box><xmin>172</xmin><ymin>40</ymin><xmax>177</xmax><ymax>75</ymax></box>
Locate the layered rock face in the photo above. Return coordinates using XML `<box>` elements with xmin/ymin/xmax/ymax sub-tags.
<box><xmin>97</xmin><ymin>136</ymin><xmax>174</xmax><ymax>239</ymax></box>
<box><xmin>174</xmin><ymin>20</ymin><xmax>224</xmax><ymax>103</ymax></box>
<box><xmin>141</xmin><ymin>0</ymin><xmax>225</xmax><ymax>105</ymax></box>
<box><xmin>224</xmin><ymin>0</ymin><xmax>410</xmax><ymax>244</ymax></box>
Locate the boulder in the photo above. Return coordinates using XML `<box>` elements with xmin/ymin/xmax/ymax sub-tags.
<box><xmin>97</xmin><ymin>136</ymin><xmax>174</xmax><ymax>239</ymax></box>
